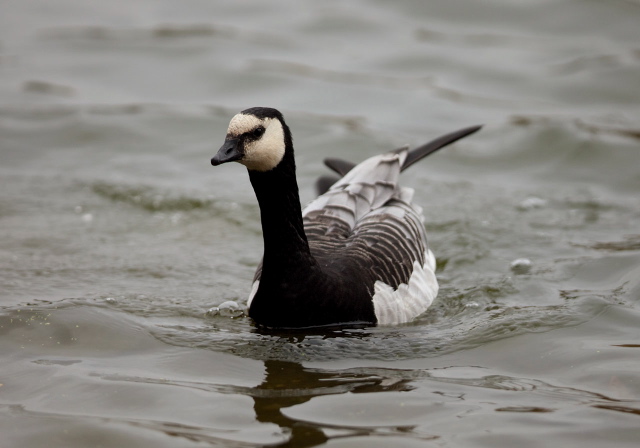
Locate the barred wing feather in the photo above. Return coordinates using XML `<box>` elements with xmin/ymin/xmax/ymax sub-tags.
<box><xmin>299</xmin><ymin>148</ymin><xmax>438</xmax><ymax>324</ymax></box>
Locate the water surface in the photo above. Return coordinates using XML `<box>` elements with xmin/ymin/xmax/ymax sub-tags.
<box><xmin>1</xmin><ymin>0</ymin><xmax>640</xmax><ymax>446</ymax></box>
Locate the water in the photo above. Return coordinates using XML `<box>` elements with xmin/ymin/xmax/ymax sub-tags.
<box><xmin>1</xmin><ymin>0</ymin><xmax>640</xmax><ymax>446</ymax></box>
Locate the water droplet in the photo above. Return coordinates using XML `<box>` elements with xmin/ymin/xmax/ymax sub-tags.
<box><xmin>170</xmin><ymin>213</ymin><xmax>182</xmax><ymax>225</ymax></box>
<box><xmin>206</xmin><ymin>300</ymin><xmax>245</xmax><ymax>318</ymax></box>
<box><xmin>82</xmin><ymin>213</ymin><xmax>93</xmax><ymax>223</ymax></box>
<box><xmin>518</xmin><ymin>197</ymin><xmax>547</xmax><ymax>210</ymax></box>
<box><xmin>510</xmin><ymin>258</ymin><xmax>532</xmax><ymax>274</ymax></box>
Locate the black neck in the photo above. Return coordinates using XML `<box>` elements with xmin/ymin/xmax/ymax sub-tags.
<box><xmin>248</xmin><ymin>151</ymin><xmax>315</xmax><ymax>280</ymax></box>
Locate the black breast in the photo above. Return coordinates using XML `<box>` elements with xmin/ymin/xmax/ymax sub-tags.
<box><xmin>248</xmin><ymin>260</ymin><xmax>376</xmax><ymax>329</ymax></box>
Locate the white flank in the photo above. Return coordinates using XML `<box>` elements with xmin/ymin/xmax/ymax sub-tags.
<box><xmin>247</xmin><ymin>279</ymin><xmax>260</xmax><ymax>307</ymax></box>
<box><xmin>372</xmin><ymin>250</ymin><xmax>438</xmax><ymax>325</ymax></box>
<box><xmin>227</xmin><ymin>113</ymin><xmax>285</xmax><ymax>172</ymax></box>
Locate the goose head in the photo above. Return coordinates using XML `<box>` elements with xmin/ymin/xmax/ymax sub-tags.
<box><xmin>211</xmin><ymin>107</ymin><xmax>291</xmax><ymax>172</ymax></box>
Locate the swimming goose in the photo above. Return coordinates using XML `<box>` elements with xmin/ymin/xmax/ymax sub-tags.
<box><xmin>211</xmin><ymin>107</ymin><xmax>481</xmax><ymax>329</ymax></box>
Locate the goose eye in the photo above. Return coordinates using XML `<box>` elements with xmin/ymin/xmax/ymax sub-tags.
<box><xmin>251</xmin><ymin>126</ymin><xmax>265</xmax><ymax>139</ymax></box>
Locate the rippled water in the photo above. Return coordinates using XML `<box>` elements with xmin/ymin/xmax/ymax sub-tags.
<box><xmin>2</xmin><ymin>1</ymin><xmax>640</xmax><ymax>447</ymax></box>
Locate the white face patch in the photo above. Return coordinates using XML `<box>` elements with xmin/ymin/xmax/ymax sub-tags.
<box><xmin>227</xmin><ymin>113</ymin><xmax>261</xmax><ymax>137</ymax></box>
<box><xmin>226</xmin><ymin>113</ymin><xmax>286</xmax><ymax>172</ymax></box>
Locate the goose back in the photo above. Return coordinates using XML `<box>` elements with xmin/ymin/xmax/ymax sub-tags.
<box><xmin>301</xmin><ymin>148</ymin><xmax>438</xmax><ymax>325</ymax></box>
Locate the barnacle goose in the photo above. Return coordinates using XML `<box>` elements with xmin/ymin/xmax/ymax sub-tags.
<box><xmin>211</xmin><ymin>107</ymin><xmax>481</xmax><ymax>329</ymax></box>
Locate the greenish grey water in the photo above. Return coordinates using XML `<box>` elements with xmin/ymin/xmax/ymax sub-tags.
<box><xmin>1</xmin><ymin>1</ymin><xmax>639</xmax><ymax>447</ymax></box>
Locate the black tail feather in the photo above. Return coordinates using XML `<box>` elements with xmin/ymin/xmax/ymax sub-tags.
<box><xmin>401</xmin><ymin>124</ymin><xmax>482</xmax><ymax>171</ymax></box>
<box><xmin>323</xmin><ymin>158</ymin><xmax>356</xmax><ymax>177</ymax></box>
<box><xmin>315</xmin><ymin>175</ymin><xmax>340</xmax><ymax>196</ymax></box>
<box><xmin>319</xmin><ymin>125</ymin><xmax>482</xmax><ymax>191</ymax></box>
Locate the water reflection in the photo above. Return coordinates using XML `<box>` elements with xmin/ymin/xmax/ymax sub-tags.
<box><xmin>248</xmin><ymin>360</ymin><xmax>640</xmax><ymax>446</ymax></box>
<box><xmin>250</xmin><ymin>360</ymin><xmax>415</xmax><ymax>447</ymax></box>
